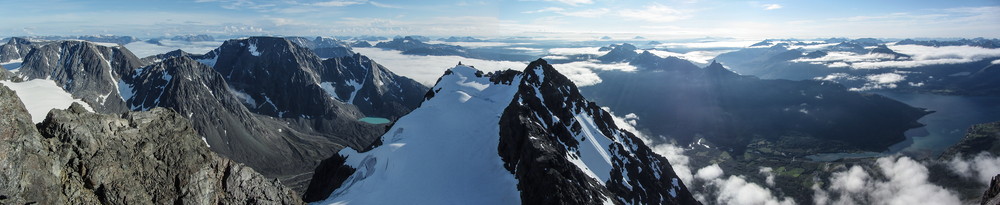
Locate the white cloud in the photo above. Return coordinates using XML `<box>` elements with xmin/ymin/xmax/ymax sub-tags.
<box><xmin>814</xmin><ymin>73</ymin><xmax>859</xmax><ymax>81</ymax></box>
<box><xmin>642</xmin><ymin>49</ymin><xmax>735</xmax><ymax>64</ymax></box>
<box><xmin>552</xmin><ymin>63</ymin><xmax>603</xmax><ymax>86</ymax></box>
<box><xmin>763</xmin><ymin>4</ymin><xmax>783</xmax><ymax>10</ymax></box>
<box><xmin>814</xmin><ymin>156</ymin><xmax>961</xmax><ymax>205</ymax></box>
<box><xmin>123</xmin><ymin>39</ymin><xmax>223</xmax><ymax>58</ymax></box>
<box><xmin>652</xmin><ymin>143</ymin><xmax>694</xmax><ymax>184</ymax></box>
<box><xmin>555</xmin><ymin>60</ymin><xmax>638</xmax><ymax>72</ymax></box>
<box><xmin>848</xmin><ymin>72</ymin><xmax>906</xmax><ymax>91</ymax></box>
<box><xmin>556</xmin><ymin>8</ymin><xmax>610</xmax><ymax>17</ymax></box>
<box><xmin>546</xmin><ymin>47</ymin><xmax>609</xmax><ymax>56</ymax></box>
<box><xmin>794</xmin><ymin>45</ymin><xmax>1000</xmax><ymax>69</ymax></box>
<box><xmin>866</xmin><ymin>72</ymin><xmax>905</xmax><ymax>84</ymax></box>
<box><xmin>543</xmin><ymin>0</ymin><xmax>593</xmax><ymax>6</ymax></box>
<box><xmin>618</xmin><ymin>3</ymin><xmax>690</xmax><ymax>23</ymax></box>
<box><xmin>696</xmin><ymin>164</ymin><xmax>724</xmax><ymax>180</ymax></box>
<box><xmin>368</xmin><ymin>1</ymin><xmax>400</xmax><ymax>8</ymax></box>
<box><xmin>993</xmin><ymin>59</ymin><xmax>1000</xmax><ymax>64</ymax></box>
<box><xmin>714</xmin><ymin>175</ymin><xmax>796</xmax><ymax>205</ymax></box>
<box><xmin>353</xmin><ymin>47</ymin><xmax>527</xmax><ymax>86</ymax></box>
<box><xmin>759</xmin><ymin>167</ymin><xmax>776</xmax><ymax>186</ymax></box>
<box><xmin>311</xmin><ymin>0</ymin><xmax>366</xmax><ymax>7</ymax></box>
<box><xmin>946</xmin><ymin>152</ymin><xmax>1000</xmax><ymax>185</ymax></box>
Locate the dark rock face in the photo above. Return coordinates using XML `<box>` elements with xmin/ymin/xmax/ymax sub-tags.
<box><xmin>582</xmin><ymin>54</ymin><xmax>929</xmax><ymax>154</ymax></box>
<box><xmin>985</xmin><ymin>174</ymin><xmax>1000</xmax><ymax>205</ymax></box>
<box><xmin>15</xmin><ymin>40</ymin><xmax>144</xmax><ymax>114</ymax></box>
<box><xmin>210</xmin><ymin>37</ymin><xmax>362</xmax><ymax>119</ymax></box>
<box><xmin>868</xmin><ymin>45</ymin><xmax>911</xmax><ymax>60</ymax></box>
<box><xmin>122</xmin><ymin>55</ymin><xmax>384</xmax><ymax>191</ymax></box>
<box><xmin>630</xmin><ymin>51</ymin><xmax>700</xmax><ymax>72</ymax></box>
<box><xmin>0</xmin><ymin>37</ymin><xmax>35</xmax><ymax>62</ymax></box>
<box><xmin>598</xmin><ymin>43</ymin><xmax>639</xmax><ymax>63</ymax></box>
<box><xmin>208</xmin><ymin>37</ymin><xmax>425</xmax><ymax>119</ymax></box>
<box><xmin>0</xmin><ymin>65</ymin><xmax>10</xmax><ymax>80</ymax></box>
<box><xmin>321</xmin><ymin>53</ymin><xmax>428</xmax><ymax>119</ymax></box>
<box><xmin>301</xmin><ymin>154</ymin><xmax>355</xmax><ymax>202</ymax></box>
<box><xmin>0</xmin><ymin>84</ymin><xmax>301</xmax><ymax>204</ymax></box>
<box><xmin>940</xmin><ymin>121</ymin><xmax>1000</xmax><ymax>160</ymax></box>
<box><xmin>498</xmin><ymin>59</ymin><xmax>700</xmax><ymax>205</ymax></box>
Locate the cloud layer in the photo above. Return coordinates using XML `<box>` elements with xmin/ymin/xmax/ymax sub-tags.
<box><xmin>813</xmin><ymin>156</ymin><xmax>961</xmax><ymax>205</ymax></box>
<box><xmin>794</xmin><ymin>45</ymin><xmax>1000</xmax><ymax>69</ymax></box>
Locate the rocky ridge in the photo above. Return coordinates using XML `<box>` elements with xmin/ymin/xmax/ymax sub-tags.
<box><xmin>0</xmin><ymin>84</ymin><xmax>301</xmax><ymax>204</ymax></box>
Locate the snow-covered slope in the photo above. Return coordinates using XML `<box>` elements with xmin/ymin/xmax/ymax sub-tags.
<box><xmin>0</xmin><ymin>79</ymin><xmax>93</xmax><ymax>123</ymax></box>
<box><xmin>307</xmin><ymin>60</ymin><xmax>701</xmax><ymax>205</ymax></box>
<box><xmin>314</xmin><ymin>65</ymin><xmax>522</xmax><ymax>204</ymax></box>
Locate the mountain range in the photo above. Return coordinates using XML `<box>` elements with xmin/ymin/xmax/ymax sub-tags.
<box><xmin>0</xmin><ymin>36</ymin><xmax>428</xmax><ymax>191</ymax></box>
<box><xmin>714</xmin><ymin>38</ymin><xmax>1000</xmax><ymax>95</ymax></box>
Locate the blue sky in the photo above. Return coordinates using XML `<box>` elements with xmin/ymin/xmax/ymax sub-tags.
<box><xmin>1</xmin><ymin>0</ymin><xmax>998</xmax><ymax>39</ymax></box>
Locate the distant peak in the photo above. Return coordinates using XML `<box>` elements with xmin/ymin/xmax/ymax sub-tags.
<box><xmin>530</xmin><ymin>58</ymin><xmax>549</xmax><ymax>65</ymax></box>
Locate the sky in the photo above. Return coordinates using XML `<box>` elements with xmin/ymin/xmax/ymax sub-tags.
<box><xmin>1</xmin><ymin>0</ymin><xmax>998</xmax><ymax>39</ymax></box>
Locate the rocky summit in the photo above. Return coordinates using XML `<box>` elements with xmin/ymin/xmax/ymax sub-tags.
<box><xmin>304</xmin><ymin>59</ymin><xmax>700</xmax><ymax>204</ymax></box>
<box><xmin>0</xmin><ymin>84</ymin><xmax>301</xmax><ymax>204</ymax></box>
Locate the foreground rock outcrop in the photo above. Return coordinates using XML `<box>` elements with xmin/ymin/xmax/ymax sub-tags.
<box><xmin>985</xmin><ymin>174</ymin><xmax>1000</xmax><ymax>205</ymax></box>
<box><xmin>0</xmin><ymin>84</ymin><xmax>301</xmax><ymax>204</ymax></box>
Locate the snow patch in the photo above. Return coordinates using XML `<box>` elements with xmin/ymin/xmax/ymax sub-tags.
<box><xmin>247</xmin><ymin>41</ymin><xmax>262</xmax><ymax>56</ymax></box>
<box><xmin>1</xmin><ymin>79</ymin><xmax>94</xmax><ymax>123</ymax></box>
<box><xmin>317</xmin><ymin>64</ymin><xmax>521</xmax><ymax>204</ymax></box>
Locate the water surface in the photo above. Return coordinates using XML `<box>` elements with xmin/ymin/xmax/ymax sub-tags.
<box><xmin>807</xmin><ymin>92</ymin><xmax>1000</xmax><ymax>160</ymax></box>
<box><xmin>359</xmin><ymin>117</ymin><xmax>391</xmax><ymax>124</ymax></box>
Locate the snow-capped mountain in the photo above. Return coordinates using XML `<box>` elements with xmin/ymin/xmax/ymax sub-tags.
<box><xmin>304</xmin><ymin>59</ymin><xmax>700</xmax><ymax>204</ymax></box>
<box><xmin>119</xmin><ymin>55</ymin><xmax>384</xmax><ymax>188</ymax></box>
<box><xmin>321</xmin><ymin>53</ymin><xmax>426</xmax><ymax>119</ymax></box>
<box><xmin>0</xmin><ymin>37</ymin><xmax>35</xmax><ymax>63</ymax></box>
<box><xmin>204</xmin><ymin>36</ymin><xmax>365</xmax><ymax>118</ymax></box>
<box><xmin>14</xmin><ymin>40</ymin><xmax>144</xmax><ymax>113</ymax></box>
<box><xmin>1</xmin><ymin>36</ymin><xmax>428</xmax><ymax>191</ymax></box>
<box><xmin>199</xmin><ymin>36</ymin><xmax>426</xmax><ymax>119</ymax></box>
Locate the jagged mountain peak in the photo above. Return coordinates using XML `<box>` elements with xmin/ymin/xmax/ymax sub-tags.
<box><xmin>15</xmin><ymin>39</ymin><xmax>143</xmax><ymax>114</ymax></box>
<box><xmin>0</xmin><ymin>37</ymin><xmax>36</xmax><ymax>62</ymax></box>
<box><xmin>629</xmin><ymin>52</ymin><xmax>701</xmax><ymax>72</ymax></box>
<box><xmin>868</xmin><ymin>44</ymin><xmax>911</xmax><ymax>60</ymax></box>
<box><xmin>503</xmin><ymin>59</ymin><xmax>700</xmax><ymax>204</ymax></box>
<box><xmin>598</xmin><ymin>44</ymin><xmax>640</xmax><ymax>63</ymax></box>
<box><xmin>702</xmin><ymin>60</ymin><xmax>740</xmax><ymax>78</ymax></box>
<box><xmin>6</xmin><ymin>37</ymin><xmax>31</xmax><ymax>45</ymax></box>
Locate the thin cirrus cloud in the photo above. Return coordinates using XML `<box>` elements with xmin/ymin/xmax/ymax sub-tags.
<box><xmin>618</xmin><ymin>3</ymin><xmax>691</xmax><ymax>22</ymax></box>
<box><xmin>762</xmin><ymin>4</ymin><xmax>782</xmax><ymax>10</ymax></box>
